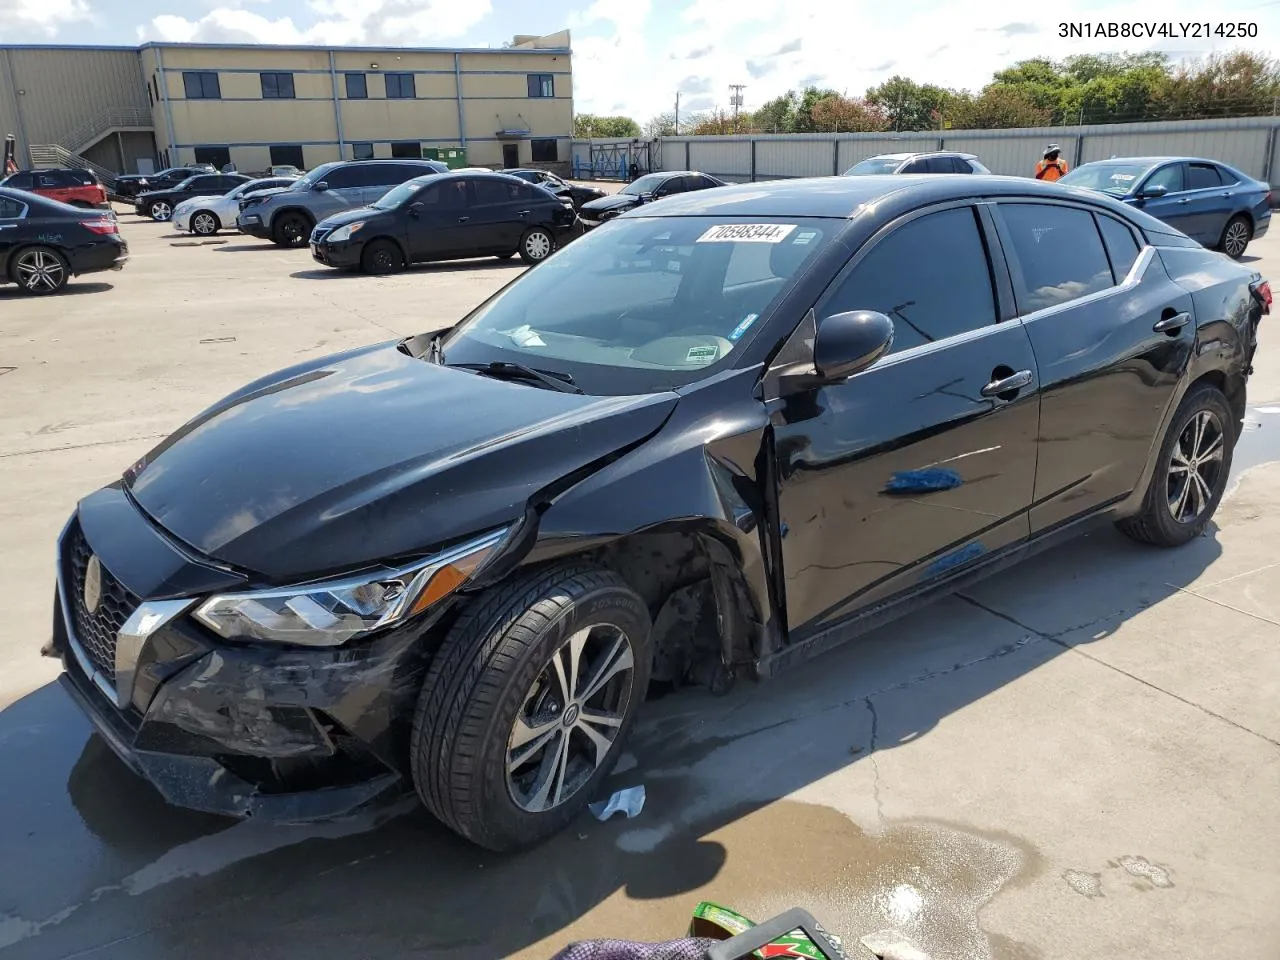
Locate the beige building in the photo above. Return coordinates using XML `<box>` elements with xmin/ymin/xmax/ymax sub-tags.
<box><xmin>2</xmin><ymin>31</ymin><xmax>573</xmax><ymax>176</ymax></box>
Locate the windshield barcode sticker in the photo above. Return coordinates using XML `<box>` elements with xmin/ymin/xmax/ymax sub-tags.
<box><xmin>696</xmin><ymin>223</ymin><xmax>797</xmax><ymax>243</ymax></box>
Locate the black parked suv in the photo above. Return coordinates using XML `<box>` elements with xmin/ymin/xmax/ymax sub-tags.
<box><xmin>135</xmin><ymin>173</ymin><xmax>253</xmax><ymax>221</ymax></box>
<box><xmin>237</xmin><ymin>159</ymin><xmax>449</xmax><ymax>246</ymax></box>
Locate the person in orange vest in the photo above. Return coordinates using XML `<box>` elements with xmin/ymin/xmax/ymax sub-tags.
<box><xmin>1034</xmin><ymin>144</ymin><xmax>1068</xmax><ymax>181</ymax></box>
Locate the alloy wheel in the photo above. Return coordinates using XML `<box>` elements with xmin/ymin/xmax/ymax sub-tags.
<box><xmin>151</xmin><ymin>201</ymin><xmax>172</xmax><ymax>221</ymax></box>
<box><xmin>15</xmin><ymin>250</ymin><xmax>65</xmax><ymax>292</ymax></box>
<box><xmin>524</xmin><ymin>231</ymin><xmax>552</xmax><ymax>261</ymax></box>
<box><xmin>1167</xmin><ymin>409</ymin><xmax>1225</xmax><ymax>524</ymax></box>
<box><xmin>372</xmin><ymin>248</ymin><xmax>394</xmax><ymax>272</ymax></box>
<box><xmin>1223</xmin><ymin>220</ymin><xmax>1250</xmax><ymax>258</ymax></box>
<box><xmin>193</xmin><ymin>213</ymin><xmax>217</xmax><ymax>235</ymax></box>
<box><xmin>506</xmin><ymin>623</ymin><xmax>635</xmax><ymax>813</ymax></box>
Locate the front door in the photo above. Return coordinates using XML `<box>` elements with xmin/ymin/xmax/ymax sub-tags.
<box><xmin>405</xmin><ymin>179</ymin><xmax>474</xmax><ymax>261</ymax></box>
<box><xmin>771</xmin><ymin>204</ymin><xmax>1041</xmax><ymax>640</ymax></box>
<box><xmin>1132</xmin><ymin>162</ymin><xmax>1197</xmax><ymax>237</ymax></box>
<box><xmin>991</xmin><ymin>200</ymin><xmax>1194</xmax><ymax>532</ymax></box>
<box><xmin>503</xmin><ymin>144</ymin><xmax>520</xmax><ymax>169</ymax></box>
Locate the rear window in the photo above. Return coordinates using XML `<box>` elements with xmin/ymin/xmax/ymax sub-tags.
<box><xmin>1096</xmin><ymin>214</ymin><xmax>1142</xmax><ymax>282</ymax></box>
<box><xmin>1000</xmin><ymin>203</ymin><xmax>1114</xmax><ymax>312</ymax></box>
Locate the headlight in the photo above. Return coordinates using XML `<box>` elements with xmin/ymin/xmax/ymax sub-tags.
<box><xmin>193</xmin><ymin>527</ymin><xmax>509</xmax><ymax>646</ymax></box>
<box><xmin>326</xmin><ymin>221</ymin><xmax>365</xmax><ymax>243</ymax></box>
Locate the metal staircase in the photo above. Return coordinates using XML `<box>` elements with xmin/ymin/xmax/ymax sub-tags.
<box><xmin>24</xmin><ymin>107</ymin><xmax>154</xmax><ymax>185</ymax></box>
<box><xmin>27</xmin><ymin>144</ymin><xmax>120</xmax><ymax>189</ymax></box>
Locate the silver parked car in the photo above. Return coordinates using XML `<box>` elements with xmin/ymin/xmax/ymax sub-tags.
<box><xmin>844</xmin><ymin>152</ymin><xmax>990</xmax><ymax>175</ymax></box>
<box><xmin>236</xmin><ymin>159</ymin><xmax>449</xmax><ymax>246</ymax></box>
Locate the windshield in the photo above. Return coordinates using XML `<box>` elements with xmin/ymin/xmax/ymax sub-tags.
<box><xmin>621</xmin><ymin>174</ymin><xmax>668</xmax><ymax>196</ymax></box>
<box><xmin>1059</xmin><ymin>163</ymin><xmax>1155</xmax><ymax>197</ymax></box>
<box><xmin>437</xmin><ymin>215</ymin><xmax>836</xmax><ymax>395</ymax></box>
<box><xmin>372</xmin><ymin>176</ymin><xmax>438</xmax><ymax>209</ymax></box>
<box><xmin>845</xmin><ymin>157</ymin><xmax>905</xmax><ymax>176</ymax></box>
<box><xmin>292</xmin><ymin>163</ymin><xmax>339</xmax><ymax>190</ymax></box>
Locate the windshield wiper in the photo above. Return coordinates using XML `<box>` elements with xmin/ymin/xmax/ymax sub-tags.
<box><xmin>451</xmin><ymin>361</ymin><xmax>583</xmax><ymax>394</ymax></box>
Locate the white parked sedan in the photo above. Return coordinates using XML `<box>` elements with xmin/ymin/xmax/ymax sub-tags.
<box><xmin>173</xmin><ymin>176</ymin><xmax>299</xmax><ymax>236</ymax></box>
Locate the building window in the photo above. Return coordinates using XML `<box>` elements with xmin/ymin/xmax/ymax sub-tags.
<box><xmin>345</xmin><ymin>72</ymin><xmax>367</xmax><ymax>99</ymax></box>
<box><xmin>151</xmin><ymin>75</ymin><xmax>160</xmax><ymax>104</ymax></box>
<box><xmin>270</xmin><ymin>145</ymin><xmax>305</xmax><ymax>169</ymax></box>
<box><xmin>527</xmin><ymin>73</ymin><xmax>554</xmax><ymax>98</ymax></box>
<box><xmin>352</xmin><ymin>142</ymin><xmax>375</xmax><ymax>160</ymax></box>
<box><xmin>385</xmin><ymin>73</ymin><xmax>416</xmax><ymax>99</ymax></box>
<box><xmin>530</xmin><ymin>139</ymin><xmax>558</xmax><ymax>163</ymax></box>
<box><xmin>183</xmin><ymin>71</ymin><xmax>221</xmax><ymax>100</ymax></box>
<box><xmin>260</xmin><ymin>72</ymin><xmax>296</xmax><ymax>99</ymax></box>
<box><xmin>193</xmin><ymin>146</ymin><xmax>231</xmax><ymax>169</ymax></box>
<box><xmin>391</xmin><ymin>141</ymin><xmax>421</xmax><ymax>159</ymax></box>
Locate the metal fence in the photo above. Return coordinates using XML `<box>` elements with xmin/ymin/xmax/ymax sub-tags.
<box><xmin>572</xmin><ymin>116</ymin><xmax>1280</xmax><ymax>184</ymax></box>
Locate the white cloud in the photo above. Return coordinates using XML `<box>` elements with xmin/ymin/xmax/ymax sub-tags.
<box><xmin>570</xmin><ymin>0</ymin><xmax>1280</xmax><ymax>125</ymax></box>
<box><xmin>136</xmin><ymin>0</ymin><xmax>492</xmax><ymax>46</ymax></box>
<box><xmin>0</xmin><ymin>0</ymin><xmax>91</xmax><ymax>37</ymax></box>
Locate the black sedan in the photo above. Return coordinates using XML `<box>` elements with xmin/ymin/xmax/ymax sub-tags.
<box><xmin>113</xmin><ymin>165</ymin><xmax>215</xmax><ymax>201</ymax></box>
<box><xmin>1</xmin><ymin>187</ymin><xmax>128</xmax><ymax>295</ymax></box>
<box><xmin>135</xmin><ymin>173</ymin><xmax>252</xmax><ymax>221</ymax></box>
<box><xmin>578</xmin><ymin>170</ymin><xmax>725</xmax><ymax>228</ymax></box>
<box><xmin>503</xmin><ymin>168</ymin><xmax>606</xmax><ymax>208</ymax></box>
<box><xmin>49</xmin><ymin>175</ymin><xmax>1266</xmax><ymax>852</ymax></box>
<box><xmin>309</xmin><ymin>171</ymin><xmax>577</xmax><ymax>273</ymax></box>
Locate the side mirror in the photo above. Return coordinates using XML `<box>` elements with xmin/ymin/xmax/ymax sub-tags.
<box><xmin>314</xmin><ymin>181</ymin><xmax>329</xmax><ymax>192</ymax></box>
<box><xmin>408</xmin><ymin>201</ymin><xmax>424</xmax><ymax>217</ymax></box>
<box><xmin>813</xmin><ymin>310</ymin><xmax>895</xmax><ymax>381</ymax></box>
<box><xmin>1140</xmin><ymin>183</ymin><xmax>1168</xmax><ymax>199</ymax></box>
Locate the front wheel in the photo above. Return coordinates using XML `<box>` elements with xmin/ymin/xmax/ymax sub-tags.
<box><xmin>1117</xmin><ymin>383</ymin><xmax>1235</xmax><ymax>547</ymax></box>
<box><xmin>191</xmin><ymin>211</ymin><xmax>220</xmax><ymax>236</ymax></box>
<box><xmin>272</xmin><ymin>212</ymin><xmax>311</xmax><ymax>247</ymax></box>
<box><xmin>360</xmin><ymin>238</ymin><xmax>404</xmax><ymax>275</ymax></box>
<box><xmin>410</xmin><ymin>564</ymin><xmax>652</xmax><ymax>851</ymax></box>
<box><xmin>518</xmin><ymin>227</ymin><xmax>555</xmax><ymax>264</ymax></box>
<box><xmin>1219</xmin><ymin>215</ymin><xmax>1252</xmax><ymax>260</ymax></box>
<box><xmin>10</xmin><ymin>246</ymin><xmax>70</xmax><ymax>295</ymax></box>
<box><xmin>149</xmin><ymin>200</ymin><xmax>172</xmax><ymax>221</ymax></box>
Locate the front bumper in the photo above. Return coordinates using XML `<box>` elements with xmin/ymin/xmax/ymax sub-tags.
<box><xmin>172</xmin><ymin>209</ymin><xmax>193</xmax><ymax>232</ymax></box>
<box><xmin>311</xmin><ymin>237</ymin><xmax>363</xmax><ymax>269</ymax></box>
<box><xmin>237</xmin><ymin>214</ymin><xmax>271</xmax><ymax>238</ymax></box>
<box><xmin>50</xmin><ymin>490</ymin><xmax>436</xmax><ymax>820</ymax></box>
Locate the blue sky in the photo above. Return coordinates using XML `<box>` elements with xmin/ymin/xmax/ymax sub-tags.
<box><xmin>3</xmin><ymin>0</ymin><xmax>1275</xmax><ymax>122</ymax></box>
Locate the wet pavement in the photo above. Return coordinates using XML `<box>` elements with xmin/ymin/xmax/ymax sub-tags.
<box><xmin>3</xmin><ymin>216</ymin><xmax>1280</xmax><ymax>959</ymax></box>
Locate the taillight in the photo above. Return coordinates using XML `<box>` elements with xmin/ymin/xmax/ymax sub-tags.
<box><xmin>1250</xmin><ymin>279</ymin><xmax>1272</xmax><ymax>315</ymax></box>
<box><xmin>81</xmin><ymin>218</ymin><xmax>118</xmax><ymax>235</ymax></box>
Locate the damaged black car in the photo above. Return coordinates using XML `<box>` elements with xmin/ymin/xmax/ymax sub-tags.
<box><xmin>51</xmin><ymin>175</ymin><xmax>1267</xmax><ymax>851</ymax></box>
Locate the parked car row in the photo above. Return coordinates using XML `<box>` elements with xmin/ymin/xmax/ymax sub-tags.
<box><xmin>840</xmin><ymin>150</ymin><xmax>1270</xmax><ymax>260</ymax></box>
<box><xmin>0</xmin><ymin>186</ymin><xmax>127</xmax><ymax>294</ymax></box>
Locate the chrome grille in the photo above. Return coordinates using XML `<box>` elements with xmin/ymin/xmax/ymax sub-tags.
<box><xmin>310</xmin><ymin>226</ymin><xmax>332</xmax><ymax>244</ymax></box>
<box><xmin>64</xmin><ymin>521</ymin><xmax>139</xmax><ymax>684</ymax></box>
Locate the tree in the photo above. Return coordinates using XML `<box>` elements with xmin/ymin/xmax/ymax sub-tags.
<box><xmin>810</xmin><ymin>95</ymin><xmax>889</xmax><ymax>132</ymax></box>
<box><xmin>644</xmin><ymin>112</ymin><xmax>678</xmax><ymax>137</ymax></box>
<box><xmin>751</xmin><ymin>91</ymin><xmax>799</xmax><ymax>133</ymax></box>
<box><xmin>689</xmin><ymin>109</ymin><xmax>737</xmax><ymax>135</ymax></box>
<box><xmin>792</xmin><ymin>86</ymin><xmax>844</xmax><ymax>133</ymax></box>
<box><xmin>1158</xmin><ymin>50</ymin><xmax>1280</xmax><ymax>119</ymax></box>
<box><xmin>574</xmin><ymin>114</ymin><xmax>641</xmax><ymax>138</ymax></box>
<box><xmin>946</xmin><ymin>87</ymin><xmax>1051</xmax><ymax>129</ymax></box>
<box><xmin>866</xmin><ymin>76</ymin><xmax>959</xmax><ymax>131</ymax></box>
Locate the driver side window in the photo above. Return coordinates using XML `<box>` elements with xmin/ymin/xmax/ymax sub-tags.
<box><xmin>820</xmin><ymin>206</ymin><xmax>999</xmax><ymax>355</ymax></box>
<box><xmin>1143</xmin><ymin>164</ymin><xmax>1183</xmax><ymax>194</ymax></box>
<box><xmin>656</xmin><ymin>178</ymin><xmax>684</xmax><ymax>197</ymax></box>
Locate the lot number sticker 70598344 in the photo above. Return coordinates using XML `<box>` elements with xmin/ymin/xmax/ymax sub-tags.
<box><xmin>696</xmin><ymin>223</ymin><xmax>797</xmax><ymax>243</ymax></box>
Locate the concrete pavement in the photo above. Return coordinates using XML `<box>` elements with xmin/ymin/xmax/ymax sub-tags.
<box><xmin>1</xmin><ymin>207</ymin><xmax>1278</xmax><ymax>960</ymax></box>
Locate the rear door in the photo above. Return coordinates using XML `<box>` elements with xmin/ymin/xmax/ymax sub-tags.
<box><xmin>770</xmin><ymin>203</ymin><xmax>1042</xmax><ymax>638</ymax></box>
<box><xmin>0</xmin><ymin>194</ymin><xmax>29</xmax><ymax>274</ymax></box>
<box><xmin>311</xmin><ymin>164</ymin><xmax>365</xmax><ymax>217</ymax></box>
<box><xmin>464</xmin><ymin>178</ymin><xmax>530</xmax><ymax>254</ymax></box>
<box><xmin>991</xmin><ymin>199</ymin><xmax>1195</xmax><ymax>533</ymax></box>
<box><xmin>1181</xmin><ymin>162</ymin><xmax>1230</xmax><ymax>243</ymax></box>
<box><xmin>37</xmin><ymin>171</ymin><xmax>78</xmax><ymax>204</ymax></box>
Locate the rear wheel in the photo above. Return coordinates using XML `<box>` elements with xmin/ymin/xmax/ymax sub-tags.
<box><xmin>410</xmin><ymin>564</ymin><xmax>652</xmax><ymax>851</ymax></box>
<box><xmin>1117</xmin><ymin>383</ymin><xmax>1234</xmax><ymax>547</ymax></box>
<box><xmin>272</xmin><ymin>212</ymin><xmax>311</xmax><ymax>247</ymax></box>
<box><xmin>10</xmin><ymin>246</ymin><xmax>70</xmax><ymax>295</ymax></box>
<box><xmin>518</xmin><ymin>227</ymin><xmax>555</xmax><ymax>265</ymax></box>
<box><xmin>191</xmin><ymin>211</ymin><xmax>220</xmax><ymax>236</ymax></box>
<box><xmin>148</xmin><ymin>200</ymin><xmax>172</xmax><ymax>221</ymax></box>
<box><xmin>1219</xmin><ymin>215</ymin><xmax>1252</xmax><ymax>260</ymax></box>
<box><xmin>360</xmin><ymin>238</ymin><xmax>404</xmax><ymax>275</ymax></box>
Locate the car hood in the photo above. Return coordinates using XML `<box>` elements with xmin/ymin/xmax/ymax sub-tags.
<box><xmin>123</xmin><ymin>342</ymin><xmax>678</xmax><ymax>581</ymax></box>
<box><xmin>581</xmin><ymin>194</ymin><xmax>640</xmax><ymax>215</ymax></box>
<box><xmin>317</xmin><ymin>206</ymin><xmax>387</xmax><ymax>229</ymax></box>
<box><xmin>175</xmin><ymin>195</ymin><xmax>221</xmax><ymax>209</ymax></box>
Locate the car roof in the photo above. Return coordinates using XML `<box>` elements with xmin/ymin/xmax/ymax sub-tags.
<box><xmin>863</xmin><ymin>152</ymin><xmax>977</xmax><ymax>161</ymax></box>
<box><xmin>629</xmin><ymin>174</ymin><xmax>1151</xmax><ymax>220</ymax></box>
<box><xmin>1080</xmin><ymin>156</ymin><xmax>1219</xmax><ymax>165</ymax></box>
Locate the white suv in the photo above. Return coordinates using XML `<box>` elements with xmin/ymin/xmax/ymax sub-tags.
<box><xmin>173</xmin><ymin>176</ymin><xmax>299</xmax><ymax>236</ymax></box>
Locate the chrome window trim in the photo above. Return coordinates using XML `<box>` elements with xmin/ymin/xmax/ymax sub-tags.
<box><xmin>1014</xmin><ymin>244</ymin><xmax>1155</xmax><ymax>326</ymax></box>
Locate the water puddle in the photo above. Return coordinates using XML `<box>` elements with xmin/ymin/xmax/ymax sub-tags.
<box><xmin>1226</xmin><ymin>405</ymin><xmax>1280</xmax><ymax>496</ymax></box>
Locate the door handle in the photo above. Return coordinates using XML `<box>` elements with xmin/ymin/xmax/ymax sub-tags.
<box><xmin>1153</xmin><ymin>311</ymin><xmax>1191</xmax><ymax>333</ymax></box>
<box><xmin>516</xmin><ymin>210</ymin><xmax>530</xmax><ymax>216</ymax></box>
<box><xmin>980</xmin><ymin>369</ymin><xmax>1033</xmax><ymax>399</ymax></box>
<box><xmin>1176</xmin><ymin>198</ymin><xmax>1191</xmax><ymax>204</ymax></box>
<box><xmin>456</xmin><ymin>216</ymin><xmax>470</xmax><ymax>223</ymax></box>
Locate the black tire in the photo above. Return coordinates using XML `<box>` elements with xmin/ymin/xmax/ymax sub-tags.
<box><xmin>518</xmin><ymin>227</ymin><xmax>555</xmax><ymax>265</ymax></box>
<box><xmin>1218</xmin><ymin>215</ymin><xmax>1252</xmax><ymax>260</ymax></box>
<box><xmin>495</xmin><ymin>252</ymin><xmax>516</xmax><ymax>260</ymax></box>
<box><xmin>148</xmin><ymin>200</ymin><xmax>173</xmax><ymax>221</ymax></box>
<box><xmin>272</xmin><ymin>211</ymin><xmax>312</xmax><ymax>247</ymax></box>
<box><xmin>1117</xmin><ymin>383</ymin><xmax>1235</xmax><ymax>547</ymax></box>
<box><xmin>191</xmin><ymin>210</ymin><xmax>220</xmax><ymax>236</ymax></box>
<box><xmin>9</xmin><ymin>246</ymin><xmax>70</xmax><ymax>295</ymax></box>
<box><xmin>360</xmin><ymin>238</ymin><xmax>404</xmax><ymax>275</ymax></box>
<box><xmin>410</xmin><ymin>563</ymin><xmax>652</xmax><ymax>852</ymax></box>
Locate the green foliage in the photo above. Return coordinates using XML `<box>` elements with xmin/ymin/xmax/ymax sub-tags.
<box><xmin>574</xmin><ymin>114</ymin><xmax>641</xmax><ymax>138</ymax></box>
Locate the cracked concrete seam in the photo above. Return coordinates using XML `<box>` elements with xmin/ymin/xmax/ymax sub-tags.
<box><xmin>957</xmin><ymin>594</ymin><xmax>1280</xmax><ymax>751</ymax></box>
<box><xmin>0</xmin><ymin>433</ymin><xmax>170</xmax><ymax>459</ymax></box>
